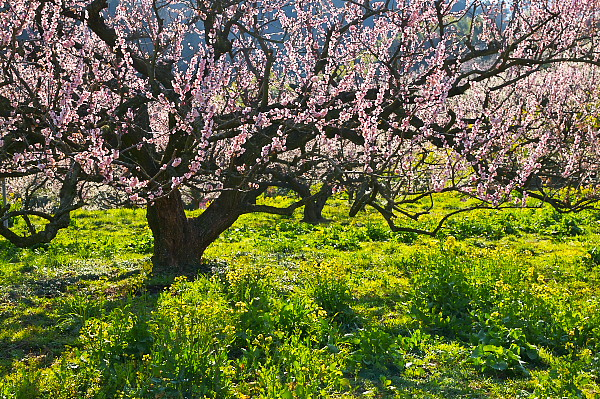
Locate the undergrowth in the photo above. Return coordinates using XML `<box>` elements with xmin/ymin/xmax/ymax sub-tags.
<box><xmin>1</xmin><ymin>195</ymin><xmax>599</xmax><ymax>398</ymax></box>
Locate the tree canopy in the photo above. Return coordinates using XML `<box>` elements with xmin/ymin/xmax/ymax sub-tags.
<box><xmin>1</xmin><ymin>0</ymin><xmax>600</xmax><ymax>273</ymax></box>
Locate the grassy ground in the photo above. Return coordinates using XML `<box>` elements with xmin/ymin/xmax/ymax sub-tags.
<box><xmin>1</xmin><ymin>194</ymin><xmax>599</xmax><ymax>398</ymax></box>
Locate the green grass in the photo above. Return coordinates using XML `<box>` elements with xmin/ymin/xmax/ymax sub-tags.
<box><xmin>1</xmin><ymin>195</ymin><xmax>600</xmax><ymax>398</ymax></box>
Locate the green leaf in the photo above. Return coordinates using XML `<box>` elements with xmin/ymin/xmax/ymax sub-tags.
<box><xmin>525</xmin><ymin>349</ymin><xmax>538</xmax><ymax>360</ymax></box>
<box><xmin>490</xmin><ymin>361</ymin><xmax>508</xmax><ymax>371</ymax></box>
<box><xmin>281</xmin><ymin>390</ymin><xmax>293</xmax><ymax>399</ymax></box>
<box><xmin>483</xmin><ymin>345</ymin><xmax>501</xmax><ymax>353</ymax></box>
<box><xmin>471</xmin><ymin>346</ymin><xmax>484</xmax><ymax>358</ymax></box>
<box><xmin>327</xmin><ymin>344</ymin><xmax>341</xmax><ymax>354</ymax></box>
<box><xmin>339</xmin><ymin>378</ymin><xmax>351</xmax><ymax>387</ymax></box>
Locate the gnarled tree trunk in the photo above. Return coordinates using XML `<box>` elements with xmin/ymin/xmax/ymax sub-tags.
<box><xmin>279</xmin><ymin>175</ymin><xmax>333</xmax><ymax>224</ymax></box>
<box><xmin>302</xmin><ymin>183</ymin><xmax>332</xmax><ymax>224</ymax></box>
<box><xmin>146</xmin><ymin>190</ymin><xmax>241</xmax><ymax>275</ymax></box>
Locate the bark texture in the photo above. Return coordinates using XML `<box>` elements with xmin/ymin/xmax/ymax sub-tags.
<box><xmin>146</xmin><ymin>190</ymin><xmax>241</xmax><ymax>275</ymax></box>
<box><xmin>301</xmin><ymin>183</ymin><xmax>332</xmax><ymax>224</ymax></box>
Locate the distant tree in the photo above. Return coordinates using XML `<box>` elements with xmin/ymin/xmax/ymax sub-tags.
<box><xmin>1</xmin><ymin>0</ymin><xmax>600</xmax><ymax>274</ymax></box>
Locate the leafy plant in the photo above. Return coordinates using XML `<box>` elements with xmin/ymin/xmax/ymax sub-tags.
<box><xmin>469</xmin><ymin>325</ymin><xmax>539</xmax><ymax>376</ymax></box>
<box><xmin>305</xmin><ymin>268</ymin><xmax>354</xmax><ymax>323</ymax></box>
<box><xmin>316</xmin><ymin>225</ymin><xmax>361</xmax><ymax>251</ymax></box>
<box><xmin>409</xmin><ymin>253</ymin><xmax>473</xmax><ymax>336</ymax></box>
<box><xmin>345</xmin><ymin>329</ymin><xmax>406</xmax><ymax>376</ymax></box>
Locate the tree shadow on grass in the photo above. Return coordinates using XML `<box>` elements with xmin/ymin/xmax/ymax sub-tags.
<box><xmin>349</xmin><ymin>349</ymin><xmax>529</xmax><ymax>398</ymax></box>
<box><xmin>394</xmin><ymin>377</ymin><xmax>497</xmax><ymax>398</ymax></box>
<box><xmin>0</xmin><ymin>264</ymin><xmax>163</xmax><ymax>378</ymax></box>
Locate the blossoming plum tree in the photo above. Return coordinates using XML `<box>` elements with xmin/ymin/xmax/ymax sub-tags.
<box><xmin>1</xmin><ymin>0</ymin><xmax>599</xmax><ymax>273</ymax></box>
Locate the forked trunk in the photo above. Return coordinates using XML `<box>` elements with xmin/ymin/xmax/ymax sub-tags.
<box><xmin>302</xmin><ymin>183</ymin><xmax>332</xmax><ymax>224</ymax></box>
<box><xmin>146</xmin><ymin>190</ymin><xmax>241</xmax><ymax>275</ymax></box>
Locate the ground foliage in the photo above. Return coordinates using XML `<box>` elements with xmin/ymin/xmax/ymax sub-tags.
<box><xmin>1</xmin><ymin>194</ymin><xmax>600</xmax><ymax>398</ymax></box>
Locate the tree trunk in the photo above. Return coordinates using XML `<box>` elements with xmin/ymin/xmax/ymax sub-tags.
<box><xmin>302</xmin><ymin>183</ymin><xmax>332</xmax><ymax>224</ymax></box>
<box><xmin>146</xmin><ymin>190</ymin><xmax>241</xmax><ymax>275</ymax></box>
